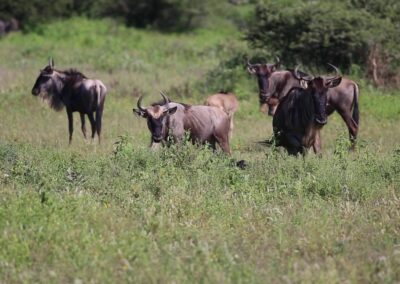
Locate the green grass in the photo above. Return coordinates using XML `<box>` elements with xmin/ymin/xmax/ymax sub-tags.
<box><xmin>1</xmin><ymin>17</ymin><xmax>400</xmax><ymax>283</ymax></box>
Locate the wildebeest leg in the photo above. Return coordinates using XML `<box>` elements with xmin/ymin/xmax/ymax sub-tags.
<box><xmin>215</xmin><ymin>134</ymin><xmax>231</xmax><ymax>155</ymax></box>
<box><xmin>285</xmin><ymin>134</ymin><xmax>302</xmax><ymax>155</ymax></box>
<box><xmin>80</xmin><ymin>113</ymin><xmax>87</xmax><ymax>140</ymax></box>
<box><xmin>95</xmin><ymin>107</ymin><xmax>103</xmax><ymax>144</ymax></box>
<box><xmin>312</xmin><ymin>131</ymin><xmax>322</xmax><ymax>155</ymax></box>
<box><xmin>208</xmin><ymin>138</ymin><xmax>217</xmax><ymax>151</ymax></box>
<box><xmin>67</xmin><ymin>109</ymin><xmax>73</xmax><ymax>145</ymax></box>
<box><xmin>229</xmin><ymin>113</ymin><xmax>234</xmax><ymax>140</ymax></box>
<box><xmin>337</xmin><ymin>110</ymin><xmax>358</xmax><ymax>150</ymax></box>
<box><xmin>88</xmin><ymin>112</ymin><xmax>96</xmax><ymax>141</ymax></box>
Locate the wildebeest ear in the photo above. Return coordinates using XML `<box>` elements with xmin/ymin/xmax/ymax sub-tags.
<box><xmin>326</xmin><ymin>77</ymin><xmax>342</xmax><ymax>88</ymax></box>
<box><xmin>133</xmin><ymin>108</ymin><xmax>147</xmax><ymax>118</ymax></box>
<box><xmin>167</xmin><ymin>106</ymin><xmax>177</xmax><ymax>115</ymax></box>
<box><xmin>300</xmin><ymin>79</ymin><xmax>308</xmax><ymax>89</ymax></box>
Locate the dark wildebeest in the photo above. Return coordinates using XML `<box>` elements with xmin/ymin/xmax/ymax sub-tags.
<box><xmin>0</xmin><ymin>18</ymin><xmax>19</xmax><ymax>36</ymax></box>
<box><xmin>31</xmin><ymin>58</ymin><xmax>107</xmax><ymax>144</ymax></box>
<box><xmin>273</xmin><ymin>67</ymin><xmax>342</xmax><ymax>155</ymax></box>
<box><xmin>254</xmin><ymin>63</ymin><xmax>360</xmax><ymax>148</ymax></box>
<box><xmin>204</xmin><ymin>92</ymin><xmax>239</xmax><ymax>139</ymax></box>
<box><xmin>247</xmin><ymin>57</ymin><xmax>281</xmax><ymax>113</ymax></box>
<box><xmin>133</xmin><ymin>93</ymin><xmax>232</xmax><ymax>154</ymax></box>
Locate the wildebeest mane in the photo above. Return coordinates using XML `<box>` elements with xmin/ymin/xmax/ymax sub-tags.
<box><xmin>63</xmin><ymin>69</ymin><xmax>87</xmax><ymax>83</ymax></box>
<box><xmin>63</xmin><ymin>69</ymin><xmax>87</xmax><ymax>78</ymax></box>
<box><xmin>281</xmin><ymin>87</ymin><xmax>314</xmax><ymax>130</ymax></box>
<box><xmin>150</xmin><ymin>100</ymin><xmax>192</xmax><ymax>111</ymax></box>
<box><xmin>179</xmin><ymin>102</ymin><xmax>192</xmax><ymax>111</ymax></box>
<box><xmin>39</xmin><ymin>69</ymin><xmax>87</xmax><ymax>112</ymax></box>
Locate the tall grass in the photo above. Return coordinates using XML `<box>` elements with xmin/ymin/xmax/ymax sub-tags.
<box><xmin>0</xmin><ymin>17</ymin><xmax>400</xmax><ymax>283</ymax></box>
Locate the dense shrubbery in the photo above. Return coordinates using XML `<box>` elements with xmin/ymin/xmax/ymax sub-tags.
<box><xmin>0</xmin><ymin>0</ymin><xmax>61</xmax><ymax>27</ymax></box>
<box><xmin>103</xmin><ymin>0</ymin><xmax>206</xmax><ymax>32</ymax></box>
<box><xmin>0</xmin><ymin>0</ymin><xmax>212</xmax><ymax>32</ymax></box>
<box><xmin>245</xmin><ymin>0</ymin><xmax>400</xmax><ymax>86</ymax></box>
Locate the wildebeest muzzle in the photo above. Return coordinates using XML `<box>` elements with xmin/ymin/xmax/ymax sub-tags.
<box><xmin>31</xmin><ymin>87</ymin><xmax>40</xmax><ymax>96</ymax></box>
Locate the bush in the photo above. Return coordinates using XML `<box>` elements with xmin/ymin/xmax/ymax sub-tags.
<box><xmin>245</xmin><ymin>0</ymin><xmax>400</xmax><ymax>85</ymax></box>
<box><xmin>103</xmin><ymin>0</ymin><xmax>206</xmax><ymax>32</ymax></box>
<box><xmin>0</xmin><ymin>0</ymin><xmax>74</xmax><ymax>28</ymax></box>
<box><xmin>0</xmin><ymin>0</ymin><xmax>207</xmax><ymax>32</ymax></box>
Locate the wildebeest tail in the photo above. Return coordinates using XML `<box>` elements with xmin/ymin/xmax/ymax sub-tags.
<box><xmin>95</xmin><ymin>82</ymin><xmax>106</xmax><ymax>141</ymax></box>
<box><xmin>352</xmin><ymin>83</ymin><xmax>359</xmax><ymax>127</ymax></box>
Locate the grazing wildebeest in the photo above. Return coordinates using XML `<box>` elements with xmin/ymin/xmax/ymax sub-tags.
<box><xmin>31</xmin><ymin>58</ymin><xmax>107</xmax><ymax>144</ymax></box>
<box><xmin>273</xmin><ymin>67</ymin><xmax>342</xmax><ymax>155</ymax></box>
<box><xmin>246</xmin><ymin>57</ymin><xmax>280</xmax><ymax>113</ymax></box>
<box><xmin>256</xmin><ymin>65</ymin><xmax>360</xmax><ymax>148</ymax></box>
<box><xmin>133</xmin><ymin>93</ymin><xmax>232</xmax><ymax>154</ymax></box>
<box><xmin>204</xmin><ymin>91</ymin><xmax>239</xmax><ymax>139</ymax></box>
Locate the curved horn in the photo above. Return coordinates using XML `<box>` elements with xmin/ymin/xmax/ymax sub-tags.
<box><xmin>275</xmin><ymin>56</ymin><xmax>281</xmax><ymax>66</ymax></box>
<box><xmin>48</xmin><ymin>57</ymin><xmax>54</xmax><ymax>68</ymax></box>
<box><xmin>327</xmin><ymin>63</ymin><xmax>341</xmax><ymax>78</ymax></box>
<box><xmin>294</xmin><ymin>65</ymin><xmax>313</xmax><ymax>81</ymax></box>
<box><xmin>293</xmin><ymin>65</ymin><xmax>302</xmax><ymax>80</ymax></box>
<box><xmin>137</xmin><ymin>95</ymin><xmax>145</xmax><ymax>111</ymax></box>
<box><xmin>159</xmin><ymin>91</ymin><xmax>169</xmax><ymax>105</ymax></box>
<box><xmin>247</xmin><ymin>59</ymin><xmax>256</xmax><ymax>74</ymax></box>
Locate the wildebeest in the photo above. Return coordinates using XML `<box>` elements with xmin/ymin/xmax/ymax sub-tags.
<box><xmin>204</xmin><ymin>92</ymin><xmax>238</xmax><ymax>139</ymax></box>
<box><xmin>272</xmin><ymin>67</ymin><xmax>342</xmax><ymax>155</ymax></box>
<box><xmin>133</xmin><ymin>93</ymin><xmax>232</xmax><ymax>154</ymax></box>
<box><xmin>31</xmin><ymin>58</ymin><xmax>107</xmax><ymax>144</ymax></box>
<box><xmin>0</xmin><ymin>18</ymin><xmax>19</xmax><ymax>36</ymax></box>
<box><xmin>255</xmin><ymin>64</ymin><xmax>360</xmax><ymax>148</ymax></box>
<box><xmin>247</xmin><ymin>57</ymin><xmax>280</xmax><ymax>113</ymax></box>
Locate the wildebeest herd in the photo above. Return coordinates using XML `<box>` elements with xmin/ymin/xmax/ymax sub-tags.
<box><xmin>31</xmin><ymin>57</ymin><xmax>359</xmax><ymax>157</ymax></box>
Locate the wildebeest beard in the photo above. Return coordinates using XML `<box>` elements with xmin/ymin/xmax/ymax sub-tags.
<box><xmin>39</xmin><ymin>69</ymin><xmax>87</xmax><ymax>112</ymax></box>
<box><xmin>39</xmin><ymin>87</ymin><xmax>65</xmax><ymax>111</ymax></box>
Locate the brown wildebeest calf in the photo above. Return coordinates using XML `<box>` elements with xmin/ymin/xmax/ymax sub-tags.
<box><xmin>31</xmin><ymin>58</ymin><xmax>107</xmax><ymax>144</ymax></box>
<box><xmin>204</xmin><ymin>92</ymin><xmax>238</xmax><ymax>139</ymax></box>
<box><xmin>133</xmin><ymin>93</ymin><xmax>231</xmax><ymax>154</ymax></box>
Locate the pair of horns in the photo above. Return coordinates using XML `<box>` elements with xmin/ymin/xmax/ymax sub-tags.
<box><xmin>137</xmin><ymin>91</ymin><xmax>169</xmax><ymax>111</ymax></box>
<box><xmin>246</xmin><ymin>56</ymin><xmax>280</xmax><ymax>67</ymax></box>
<box><xmin>294</xmin><ymin>63</ymin><xmax>341</xmax><ymax>82</ymax></box>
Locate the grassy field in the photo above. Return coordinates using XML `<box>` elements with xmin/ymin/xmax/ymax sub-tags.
<box><xmin>1</xmin><ymin>17</ymin><xmax>400</xmax><ymax>283</ymax></box>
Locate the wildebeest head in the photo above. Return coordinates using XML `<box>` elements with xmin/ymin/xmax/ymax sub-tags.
<box><xmin>133</xmin><ymin>92</ymin><xmax>178</xmax><ymax>143</ymax></box>
<box><xmin>32</xmin><ymin>58</ymin><xmax>56</xmax><ymax>96</ymax></box>
<box><xmin>293</xmin><ymin>64</ymin><xmax>342</xmax><ymax>125</ymax></box>
<box><xmin>247</xmin><ymin>57</ymin><xmax>280</xmax><ymax>112</ymax></box>
<box><xmin>31</xmin><ymin>58</ymin><xmax>67</xmax><ymax>111</ymax></box>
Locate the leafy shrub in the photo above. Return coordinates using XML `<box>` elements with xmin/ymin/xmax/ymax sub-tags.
<box><xmin>0</xmin><ymin>0</ymin><xmax>207</xmax><ymax>32</ymax></box>
<box><xmin>245</xmin><ymin>0</ymin><xmax>400</xmax><ymax>85</ymax></box>
<box><xmin>102</xmin><ymin>0</ymin><xmax>206</xmax><ymax>32</ymax></box>
<box><xmin>0</xmin><ymin>0</ymin><xmax>74</xmax><ymax>28</ymax></box>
